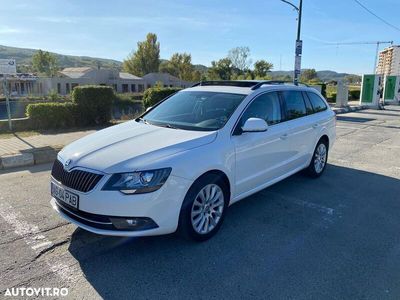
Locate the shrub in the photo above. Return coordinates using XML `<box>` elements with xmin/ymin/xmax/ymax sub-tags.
<box><xmin>47</xmin><ymin>89</ymin><xmax>60</xmax><ymax>101</ymax></box>
<box><xmin>327</xmin><ymin>92</ymin><xmax>337</xmax><ymax>103</ymax></box>
<box><xmin>143</xmin><ymin>87</ymin><xmax>181</xmax><ymax>108</ymax></box>
<box><xmin>27</xmin><ymin>102</ymin><xmax>78</xmax><ymax>129</ymax></box>
<box><xmin>72</xmin><ymin>85</ymin><xmax>115</xmax><ymax>125</ymax></box>
<box><xmin>349</xmin><ymin>89</ymin><xmax>360</xmax><ymax>100</ymax></box>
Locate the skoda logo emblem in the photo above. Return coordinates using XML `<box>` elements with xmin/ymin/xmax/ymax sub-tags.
<box><xmin>64</xmin><ymin>159</ymin><xmax>72</xmax><ymax>169</ymax></box>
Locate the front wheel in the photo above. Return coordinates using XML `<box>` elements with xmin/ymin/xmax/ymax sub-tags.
<box><xmin>178</xmin><ymin>174</ymin><xmax>229</xmax><ymax>241</ymax></box>
<box><xmin>306</xmin><ymin>139</ymin><xmax>328</xmax><ymax>178</ymax></box>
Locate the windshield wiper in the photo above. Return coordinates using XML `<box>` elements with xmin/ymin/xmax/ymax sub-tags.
<box><xmin>157</xmin><ymin>123</ymin><xmax>179</xmax><ymax>129</ymax></box>
<box><xmin>137</xmin><ymin>117</ymin><xmax>151</xmax><ymax>125</ymax></box>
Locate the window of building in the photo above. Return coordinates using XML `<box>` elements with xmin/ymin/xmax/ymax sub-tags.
<box><xmin>71</xmin><ymin>83</ymin><xmax>78</xmax><ymax>90</ymax></box>
<box><xmin>122</xmin><ymin>84</ymin><xmax>129</xmax><ymax>93</ymax></box>
<box><xmin>131</xmin><ymin>84</ymin><xmax>136</xmax><ymax>92</ymax></box>
<box><xmin>112</xmin><ymin>84</ymin><xmax>118</xmax><ymax>91</ymax></box>
<box><xmin>306</xmin><ymin>92</ymin><xmax>327</xmax><ymax>112</ymax></box>
<box><xmin>57</xmin><ymin>83</ymin><xmax>61</xmax><ymax>94</ymax></box>
<box><xmin>138</xmin><ymin>84</ymin><xmax>144</xmax><ymax>92</ymax></box>
<box><xmin>282</xmin><ymin>91</ymin><xmax>307</xmax><ymax>120</ymax></box>
<box><xmin>147</xmin><ymin>84</ymin><xmax>152</xmax><ymax>89</ymax></box>
<box><xmin>66</xmin><ymin>83</ymin><xmax>70</xmax><ymax>94</ymax></box>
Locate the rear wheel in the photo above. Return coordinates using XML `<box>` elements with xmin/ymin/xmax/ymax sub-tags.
<box><xmin>179</xmin><ymin>174</ymin><xmax>229</xmax><ymax>241</ymax></box>
<box><xmin>306</xmin><ymin>139</ymin><xmax>328</xmax><ymax>178</ymax></box>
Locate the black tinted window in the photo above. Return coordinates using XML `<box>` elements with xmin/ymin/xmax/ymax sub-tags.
<box><xmin>303</xmin><ymin>92</ymin><xmax>314</xmax><ymax>114</ymax></box>
<box><xmin>307</xmin><ymin>92</ymin><xmax>327</xmax><ymax>112</ymax></box>
<box><xmin>241</xmin><ymin>92</ymin><xmax>282</xmax><ymax>126</ymax></box>
<box><xmin>282</xmin><ymin>91</ymin><xmax>307</xmax><ymax>120</ymax></box>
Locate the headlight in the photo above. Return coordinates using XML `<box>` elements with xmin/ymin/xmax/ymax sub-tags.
<box><xmin>102</xmin><ymin>168</ymin><xmax>172</xmax><ymax>194</ymax></box>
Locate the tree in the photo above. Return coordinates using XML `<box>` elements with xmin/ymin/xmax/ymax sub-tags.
<box><xmin>170</xmin><ymin>53</ymin><xmax>195</xmax><ymax>81</ymax></box>
<box><xmin>344</xmin><ymin>74</ymin><xmax>361</xmax><ymax>84</ymax></box>
<box><xmin>300</xmin><ymin>69</ymin><xmax>318</xmax><ymax>82</ymax></box>
<box><xmin>253</xmin><ymin>60</ymin><xmax>274</xmax><ymax>78</ymax></box>
<box><xmin>123</xmin><ymin>33</ymin><xmax>160</xmax><ymax>76</ymax></box>
<box><xmin>228</xmin><ymin>47</ymin><xmax>252</xmax><ymax>74</ymax></box>
<box><xmin>207</xmin><ymin>58</ymin><xmax>233</xmax><ymax>80</ymax></box>
<box><xmin>159</xmin><ymin>60</ymin><xmax>178</xmax><ymax>77</ymax></box>
<box><xmin>32</xmin><ymin>50</ymin><xmax>58</xmax><ymax>76</ymax></box>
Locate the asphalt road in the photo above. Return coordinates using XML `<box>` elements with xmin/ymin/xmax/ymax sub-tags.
<box><xmin>1</xmin><ymin>106</ymin><xmax>400</xmax><ymax>299</ymax></box>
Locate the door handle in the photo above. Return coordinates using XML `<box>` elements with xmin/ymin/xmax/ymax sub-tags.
<box><xmin>280</xmin><ymin>133</ymin><xmax>288</xmax><ymax>140</ymax></box>
<box><xmin>312</xmin><ymin>123</ymin><xmax>319</xmax><ymax>129</ymax></box>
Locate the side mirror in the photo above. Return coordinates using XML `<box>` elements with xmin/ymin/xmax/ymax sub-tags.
<box><xmin>241</xmin><ymin>118</ymin><xmax>268</xmax><ymax>133</ymax></box>
<box><xmin>146</xmin><ymin>106</ymin><xmax>152</xmax><ymax>112</ymax></box>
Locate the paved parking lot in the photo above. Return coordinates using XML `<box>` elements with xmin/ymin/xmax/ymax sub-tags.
<box><xmin>1</xmin><ymin>106</ymin><xmax>400</xmax><ymax>299</ymax></box>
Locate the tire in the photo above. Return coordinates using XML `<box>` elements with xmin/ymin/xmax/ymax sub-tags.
<box><xmin>178</xmin><ymin>173</ymin><xmax>229</xmax><ymax>242</ymax></box>
<box><xmin>306</xmin><ymin>139</ymin><xmax>329</xmax><ymax>178</ymax></box>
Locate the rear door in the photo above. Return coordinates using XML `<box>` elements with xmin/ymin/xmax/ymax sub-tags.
<box><xmin>281</xmin><ymin>90</ymin><xmax>316</xmax><ymax>169</ymax></box>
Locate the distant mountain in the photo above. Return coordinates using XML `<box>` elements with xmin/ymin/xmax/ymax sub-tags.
<box><xmin>0</xmin><ymin>45</ymin><xmax>122</xmax><ymax>70</ymax></box>
<box><xmin>0</xmin><ymin>45</ymin><xmax>356</xmax><ymax>81</ymax></box>
<box><xmin>270</xmin><ymin>69</ymin><xmax>358</xmax><ymax>82</ymax></box>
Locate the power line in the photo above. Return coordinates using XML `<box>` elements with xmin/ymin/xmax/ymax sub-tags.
<box><xmin>353</xmin><ymin>0</ymin><xmax>400</xmax><ymax>33</ymax></box>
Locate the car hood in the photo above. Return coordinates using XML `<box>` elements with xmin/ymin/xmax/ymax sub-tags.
<box><xmin>58</xmin><ymin>120</ymin><xmax>217</xmax><ymax>173</ymax></box>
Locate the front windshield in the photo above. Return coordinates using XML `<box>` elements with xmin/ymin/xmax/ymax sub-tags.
<box><xmin>139</xmin><ymin>91</ymin><xmax>246</xmax><ymax>131</ymax></box>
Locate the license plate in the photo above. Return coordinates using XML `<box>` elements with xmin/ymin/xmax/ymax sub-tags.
<box><xmin>51</xmin><ymin>182</ymin><xmax>79</xmax><ymax>209</ymax></box>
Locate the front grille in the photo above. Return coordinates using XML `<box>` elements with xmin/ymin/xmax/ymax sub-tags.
<box><xmin>51</xmin><ymin>159</ymin><xmax>103</xmax><ymax>193</ymax></box>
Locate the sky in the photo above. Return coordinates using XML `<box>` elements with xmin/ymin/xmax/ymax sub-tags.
<box><xmin>0</xmin><ymin>0</ymin><xmax>399</xmax><ymax>74</ymax></box>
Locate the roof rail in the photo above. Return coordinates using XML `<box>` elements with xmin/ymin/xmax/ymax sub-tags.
<box><xmin>251</xmin><ymin>81</ymin><xmax>310</xmax><ymax>90</ymax></box>
<box><xmin>191</xmin><ymin>80</ymin><xmax>311</xmax><ymax>90</ymax></box>
<box><xmin>191</xmin><ymin>81</ymin><xmax>260</xmax><ymax>88</ymax></box>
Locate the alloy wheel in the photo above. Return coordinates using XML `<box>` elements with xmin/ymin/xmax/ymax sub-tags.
<box><xmin>190</xmin><ymin>184</ymin><xmax>224</xmax><ymax>234</ymax></box>
<box><xmin>314</xmin><ymin>143</ymin><xmax>327</xmax><ymax>173</ymax></box>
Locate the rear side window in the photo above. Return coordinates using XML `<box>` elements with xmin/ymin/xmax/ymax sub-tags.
<box><xmin>307</xmin><ymin>92</ymin><xmax>327</xmax><ymax>112</ymax></box>
<box><xmin>282</xmin><ymin>91</ymin><xmax>307</xmax><ymax>120</ymax></box>
<box><xmin>240</xmin><ymin>92</ymin><xmax>282</xmax><ymax>126</ymax></box>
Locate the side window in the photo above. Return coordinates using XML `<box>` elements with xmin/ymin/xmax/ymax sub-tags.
<box><xmin>307</xmin><ymin>92</ymin><xmax>327</xmax><ymax>112</ymax></box>
<box><xmin>282</xmin><ymin>91</ymin><xmax>307</xmax><ymax>120</ymax></box>
<box><xmin>240</xmin><ymin>92</ymin><xmax>282</xmax><ymax>127</ymax></box>
<box><xmin>302</xmin><ymin>92</ymin><xmax>314</xmax><ymax>114</ymax></box>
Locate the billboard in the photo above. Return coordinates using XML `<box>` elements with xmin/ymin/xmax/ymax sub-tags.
<box><xmin>0</xmin><ymin>59</ymin><xmax>17</xmax><ymax>74</ymax></box>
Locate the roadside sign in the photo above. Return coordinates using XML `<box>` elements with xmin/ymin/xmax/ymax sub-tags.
<box><xmin>295</xmin><ymin>40</ymin><xmax>303</xmax><ymax>55</ymax></box>
<box><xmin>0</xmin><ymin>59</ymin><xmax>16</xmax><ymax>74</ymax></box>
<box><xmin>360</xmin><ymin>74</ymin><xmax>382</xmax><ymax>107</ymax></box>
<box><xmin>383</xmin><ymin>76</ymin><xmax>397</xmax><ymax>101</ymax></box>
<box><xmin>294</xmin><ymin>55</ymin><xmax>301</xmax><ymax>74</ymax></box>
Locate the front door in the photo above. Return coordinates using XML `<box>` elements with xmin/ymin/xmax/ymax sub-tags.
<box><xmin>233</xmin><ymin>92</ymin><xmax>290</xmax><ymax>197</ymax></box>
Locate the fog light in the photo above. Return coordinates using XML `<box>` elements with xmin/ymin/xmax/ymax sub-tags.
<box><xmin>109</xmin><ymin>217</ymin><xmax>158</xmax><ymax>231</ymax></box>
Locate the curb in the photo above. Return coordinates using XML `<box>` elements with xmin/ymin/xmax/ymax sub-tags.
<box><xmin>332</xmin><ymin>105</ymin><xmax>368</xmax><ymax>115</ymax></box>
<box><xmin>0</xmin><ymin>146</ymin><xmax>62</xmax><ymax>171</ymax></box>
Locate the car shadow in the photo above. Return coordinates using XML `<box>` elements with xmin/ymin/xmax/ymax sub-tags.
<box><xmin>67</xmin><ymin>165</ymin><xmax>400</xmax><ymax>299</ymax></box>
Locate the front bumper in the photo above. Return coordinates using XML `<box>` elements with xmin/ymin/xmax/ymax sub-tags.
<box><xmin>50</xmin><ymin>174</ymin><xmax>193</xmax><ymax>237</ymax></box>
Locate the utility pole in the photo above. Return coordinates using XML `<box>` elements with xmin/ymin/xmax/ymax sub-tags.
<box><xmin>281</xmin><ymin>0</ymin><xmax>303</xmax><ymax>85</ymax></box>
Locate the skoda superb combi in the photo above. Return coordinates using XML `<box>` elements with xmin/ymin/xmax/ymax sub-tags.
<box><xmin>50</xmin><ymin>81</ymin><xmax>336</xmax><ymax>241</ymax></box>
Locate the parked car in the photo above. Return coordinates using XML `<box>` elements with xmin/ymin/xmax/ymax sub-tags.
<box><xmin>50</xmin><ymin>81</ymin><xmax>336</xmax><ymax>241</ymax></box>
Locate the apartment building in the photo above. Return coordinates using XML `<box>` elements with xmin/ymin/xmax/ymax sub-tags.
<box><xmin>376</xmin><ymin>45</ymin><xmax>400</xmax><ymax>76</ymax></box>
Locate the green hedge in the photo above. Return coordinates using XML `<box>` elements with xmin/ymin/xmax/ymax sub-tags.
<box><xmin>143</xmin><ymin>87</ymin><xmax>181</xmax><ymax>108</ymax></box>
<box><xmin>349</xmin><ymin>89</ymin><xmax>360</xmax><ymax>100</ymax></box>
<box><xmin>26</xmin><ymin>102</ymin><xmax>78</xmax><ymax>129</ymax></box>
<box><xmin>72</xmin><ymin>85</ymin><xmax>115</xmax><ymax>125</ymax></box>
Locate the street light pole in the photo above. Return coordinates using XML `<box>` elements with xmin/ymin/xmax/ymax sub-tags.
<box><xmin>281</xmin><ymin>0</ymin><xmax>303</xmax><ymax>85</ymax></box>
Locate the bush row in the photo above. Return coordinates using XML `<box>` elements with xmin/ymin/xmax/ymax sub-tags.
<box><xmin>25</xmin><ymin>86</ymin><xmax>182</xmax><ymax>130</ymax></box>
<box><xmin>26</xmin><ymin>85</ymin><xmax>115</xmax><ymax>129</ymax></box>
<box><xmin>27</xmin><ymin>102</ymin><xmax>78</xmax><ymax>129</ymax></box>
<box><xmin>143</xmin><ymin>87</ymin><xmax>181</xmax><ymax>108</ymax></box>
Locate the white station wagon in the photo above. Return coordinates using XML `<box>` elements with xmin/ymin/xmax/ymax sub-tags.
<box><xmin>50</xmin><ymin>81</ymin><xmax>336</xmax><ymax>241</ymax></box>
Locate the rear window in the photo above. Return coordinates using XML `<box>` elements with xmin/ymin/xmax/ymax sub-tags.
<box><xmin>307</xmin><ymin>92</ymin><xmax>327</xmax><ymax>112</ymax></box>
<box><xmin>282</xmin><ymin>91</ymin><xmax>307</xmax><ymax>120</ymax></box>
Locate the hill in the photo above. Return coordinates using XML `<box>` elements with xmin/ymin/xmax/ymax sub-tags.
<box><xmin>0</xmin><ymin>45</ymin><xmax>122</xmax><ymax>70</ymax></box>
<box><xmin>0</xmin><ymin>45</ymin><xmax>357</xmax><ymax>81</ymax></box>
<box><xmin>270</xmin><ymin>70</ymin><xmax>358</xmax><ymax>82</ymax></box>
